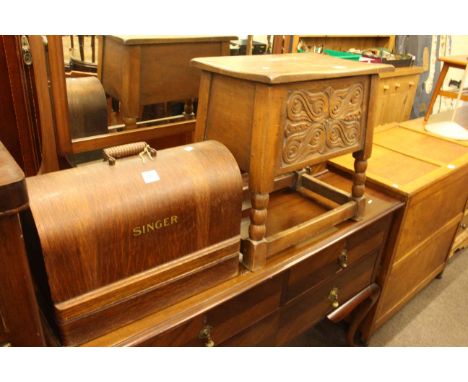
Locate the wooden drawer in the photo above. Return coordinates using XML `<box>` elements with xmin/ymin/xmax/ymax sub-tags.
<box><xmin>138</xmin><ymin>275</ymin><xmax>283</xmax><ymax>346</ymax></box>
<box><xmin>277</xmin><ymin>253</ymin><xmax>376</xmax><ymax>345</ymax></box>
<box><xmin>137</xmin><ymin>315</ymin><xmax>205</xmax><ymax>347</ymax></box>
<box><xmin>205</xmin><ymin>275</ymin><xmax>283</xmax><ymax>345</ymax></box>
<box><xmin>219</xmin><ymin>312</ymin><xmax>280</xmax><ymax>347</ymax></box>
<box><xmin>285</xmin><ymin>217</ymin><xmax>389</xmax><ymax>302</ymax></box>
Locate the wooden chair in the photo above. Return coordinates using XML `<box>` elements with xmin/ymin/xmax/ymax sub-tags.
<box><xmin>424</xmin><ymin>55</ymin><xmax>468</xmax><ymax>122</ymax></box>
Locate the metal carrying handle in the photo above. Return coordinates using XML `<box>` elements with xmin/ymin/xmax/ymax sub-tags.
<box><xmin>103</xmin><ymin>142</ymin><xmax>157</xmax><ymax>166</ymax></box>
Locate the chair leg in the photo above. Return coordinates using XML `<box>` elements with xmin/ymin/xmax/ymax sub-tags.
<box><xmin>91</xmin><ymin>36</ymin><xmax>96</xmax><ymax>63</ymax></box>
<box><xmin>78</xmin><ymin>35</ymin><xmax>85</xmax><ymax>61</ymax></box>
<box><xmin>424</xmin><ymin>63</ymin><xmax>449</xmax><ymax>122</ymax></box>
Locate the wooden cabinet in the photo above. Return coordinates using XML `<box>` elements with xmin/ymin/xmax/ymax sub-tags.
<box><xmin>278</xmin><ymin>35</ymin><xmax>425</xmax><ymax>127</ymax></box>
<box><xmin>330</xmin><ymin>120</ymin><xmax>468</xmax><ymax>340</ymax></box>
<box><xmin>291</xmin><ymin>35</ymin><xmax>396</xmax><ymax>53</ymax></box>
<box><xmin>373</xmin><ymin>67</ymin><xmax>423</xmax><ymax>126</ymax></box>
<box><xmin>79</xmin><ymin>170</ymin><xmax>401</xmax><ymax>347</ymax></box>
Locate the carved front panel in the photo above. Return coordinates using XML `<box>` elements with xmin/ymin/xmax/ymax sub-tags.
<box><xmin>282</xmin><ymin>82</ymin><xmax>365</xmax><ymax>168</ymax></box>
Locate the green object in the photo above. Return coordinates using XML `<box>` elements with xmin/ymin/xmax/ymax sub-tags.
<box><xmin>323</xmin><ymin>49</ymin><xmax>361</xmax><ymax>61</ymax></box>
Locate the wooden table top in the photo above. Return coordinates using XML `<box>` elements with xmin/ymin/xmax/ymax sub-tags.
<box><xmin>108</xmin><ymin>35</ymin><xmax>237</xmax><ymax>46</ymax></box>
<box><xmin>439</xmin><ymin>55</ymin><xmax>468</xmax><ymax>67</ymax></box>
<box><xmin>330</xmin><ymin>120</ymin><xmax>468</xmax><ymax>197</ymax></box>
<box><xmin>191</xmin><ymin>53</ymin><xmax>394</xmax><ymax>84</ymax></box>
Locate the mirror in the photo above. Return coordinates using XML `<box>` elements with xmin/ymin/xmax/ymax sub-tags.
<box><xmin>38</xmin><ymin>35</ymin><xmax>271</xmax><ymax>167</ymax></box>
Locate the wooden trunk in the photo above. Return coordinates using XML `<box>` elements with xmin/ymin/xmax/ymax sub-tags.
<box><xmin>24</xmin><ymin>140</ymin><xmax>243</xmax><ymax>345</ymax></box>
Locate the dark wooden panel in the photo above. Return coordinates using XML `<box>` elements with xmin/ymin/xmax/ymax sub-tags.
<box><xmin>136</xmin><ymin>315</ymin><xmax>205</xmax><ymax>347</ymax></box>
<box><xmin>219</xmin><ymin>312</ymin><xmax>280</xmax><ymax>347</ymax></box>
<box><xmin>285</xmin><ymin>217</ymin><xmax>389</xmax><ymax>302</ymax></box>
<box><xmin>277</xmin><ymin>253</ymin><xmax>376</xmax><ymax>345</ymax></box>
<box><xmin>0</xmin><ymin>36</ymin><xmax>41</xmax><ymax>175</ymax></box>
<box><xmin>206</xmin><ymin>275</ymin><xmax>283</xmax><ymax>344</ymax></box>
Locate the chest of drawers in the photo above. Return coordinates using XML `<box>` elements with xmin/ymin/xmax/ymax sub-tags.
<box><xmin>79</xmin><ymin>170</ymin><xmax>401</xmax><ymax>347</ymax></box>
<box><xmin>330</xmin><ymin>119</ymin><xmax>468</xmax><ymax>340</ymax></box>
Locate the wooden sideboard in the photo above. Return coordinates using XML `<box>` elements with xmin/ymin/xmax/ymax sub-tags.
<box><xmin>98</xmin><ymin>35</ymin><xmax>235</xmax><ymax>128</ymax></box>
<box><xmin>78</xmin><ymin>169</ymin><xmax>402</xmax><ymax>346</ymax></box>
<box><xmin>330</xmin><ymin>117</ymin><xmax>468</xmax><ymax>339</ymax></box>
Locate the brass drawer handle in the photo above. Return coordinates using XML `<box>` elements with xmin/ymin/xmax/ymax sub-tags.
<box><xmin>338</xmin><ymin>249</ymin><xmax>348</xmax><ymax>269</ymax></box>
<box><xmin>461</xmin><ymin>223</ymin><xmax>467</xmax><ymax>230</ymax></box>
<box><xmin>328</xmin><ymin>287</ymin><xmax>339</xmax><ymax>309</ymax></box>
<box><xmin>199</xmin><ymin>325</ymin><xmax>215</xmax><ymax>347</ymax></box>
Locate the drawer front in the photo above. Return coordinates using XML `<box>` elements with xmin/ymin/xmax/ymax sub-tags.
<box><xmin>137</xmin><ymin>275</ymin><xmax>283</xmax><ymax>347</ymax></box>
<box><xmin>219</xmin><ymin>312</ymin><xmax>280</xmax><ymax>347</ymax></box>
<box><xmin>285</xmin><ymin>217</ymin><xmax>389</xmax><ymax>302</ymax></box>
<box><xmin>206</xmin><ymin>275</ymin><xmax>283</xmax><ymax>345</ymax></box>
<box><xmin>137</xmin><ymin>315</ymin><xmax>206</xmax><ymax>347</ymax></box>
<box><xmin>277</xmin><ymin>254</ymin><xmax>376</xmax><ymax>345</ymax></box>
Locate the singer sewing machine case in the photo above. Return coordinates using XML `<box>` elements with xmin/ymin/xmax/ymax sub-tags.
<box><xmin>24</xmin><ymin>140</ymin><xmax>243</xmax><ymax>346</ymax></box>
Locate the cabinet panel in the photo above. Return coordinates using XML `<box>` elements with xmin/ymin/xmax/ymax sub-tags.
<box><xmin>376</xmin><ymin>219</ymin><xmax>459</xmax><ymax>325</ymax></box>
<box><xmin>206</xmin><ymin>275</ymin><xmax>283</xmax><ymax>345</ymax></box>
<box><xmin>286</xmin><ymin>217</ymin><xmax>389</xmax><ymax>302</ymax></box>
<box><xmin>219</xmin><ymin>312</ymin><xmax>279</xmax><ymax>347</ymax></box>
<box><xmin>277</xmin><ymin>254</ymin><xmax>376</xmax><ymax>345</ymax></box>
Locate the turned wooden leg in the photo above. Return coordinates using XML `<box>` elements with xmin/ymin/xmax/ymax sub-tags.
<box><xmin>424</xmin><ymin>63</ymin><xmax>449</xmax><ymax>122</ymax></box>
<box><xmin>346</xmin><ymin>285</ymin><xmax>380</xmax><ymax>347</ymax></box>
<box><xmin>352</xmin><ymin>151</ymin><xmax>367</xmax><ymax>220</ymax></box>
<box><xmin>242</xmin><ymin>192</ymin><xmax>269</xmax><ymax>271</ymax></box>
<box><xmin>183</xmin><ymin>99</ymin><xmax>195</xmax><ymax>119</ymax></box>
<box><xmin>121</xmin><ymin>95</ymin><xmax>139</xmax><ymax>129</ymax></box>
